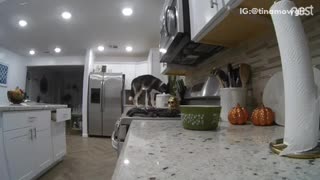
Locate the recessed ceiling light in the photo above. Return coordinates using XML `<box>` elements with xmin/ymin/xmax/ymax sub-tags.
<box><xmin>97</xmin><ymin>45</ymin><xmax>105</xmax><ymax>52</ymax></box>
<box><xmin>29</xmin><ymin>49</ymin><xmax>35</xmax><ymax>55</ymax></box>
<box><xmin>54</xmin><ymin>47</ymin><xmax>61</xmax><ymax>53</ymax></box>
<box><xmin>159</xmin><ymin>48</ymin><xmax>167</xmax><ymax>54</ymax></box>
<box><xmin>18</xmin><ymin>20</ymin><xmax>28</xmax><ymax>27</ymax></box>
<box><xmin>125</xmin><ymin>46</ymin><xmax>133</xmax><ymax>52</ymax></box>
<box><xmin>122</xmin><ymin>8</ymin><xmax>133</xmax><ymax>16</ymax></box>
<box><xmin>61</xmin><ymin>11</ymin><xmax>72</xmax><ymax>20</ymax></box>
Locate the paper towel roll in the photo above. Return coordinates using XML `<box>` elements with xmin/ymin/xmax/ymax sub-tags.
<box><xmin>270</xmin><ymin>0</ymin><xmax>319</xmax><ymax>155</ymax></box>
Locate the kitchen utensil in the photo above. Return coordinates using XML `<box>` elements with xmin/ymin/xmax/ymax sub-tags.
<box><xmin>181</xmin><ymin>105</ymin><xmax>221</xmax><ymax>130</ymax></box>
<box><xmin>233</xmin><ymin>67</ymin><xmax>241</xmax><ymax>87</ymax></box>
<box><xmin>201</xmin><ymin>75</ymin><xmax>220</xmax><ymax>96</ymax></box>
<box><xmin>220</xmin><ymin>88</ymin><xmax>247</xmax><ymax>121</ymax></box>
<box><xmin>156</xmin><ymin>93</ymin><xmax>171</xmax><ymax>108</ymax></box>
<box><xmin>227</xmin><ymin>64</ymin><xmax>234</xmax><ymax>87</ymax></box>
<box><xmin>212</xmin><ymin>68</ymin><xmax>229</xmax><ymax>87</ymax></box>
<box><xmin>239</xmin><ymin>64</ymin><xmax>250</xmax><ymax>88</ymax></box>
<box><xmin>263</xmin><ymin>67</ymin><xmax>320</xmax><ymax>126</ymax></box>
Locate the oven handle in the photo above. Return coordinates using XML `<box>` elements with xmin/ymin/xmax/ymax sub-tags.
<box><xmin>111</xmin><ymin>131</ymin><xmax>118</xmax><ymax>150</ymax></box>
<box><xmin>165</xmin><ymin>6</ymin><xmax>175</xmax><ymax>36</ymax></box>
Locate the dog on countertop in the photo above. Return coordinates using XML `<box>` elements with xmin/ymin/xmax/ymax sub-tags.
<box><xmin>129</xmin><ymin>75</ymin><xmax>168</xmax><ymax>107</ymax></box>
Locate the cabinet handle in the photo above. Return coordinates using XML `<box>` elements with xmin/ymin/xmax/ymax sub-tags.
<box><xmin>30</xmin><ymin>129</ymin><xmax>33</xmax><ymax>140</ymax></box>
<box><xmin>211</xmin><ymin>0</ymin><xmax>218</xmax><ymax>8</ymax></box>
<box><xmin>28</xmin><ymin>117</ymin><xmax>36</xmax><ymax>122</ymax></box>
<box><xmin>34</xmin><ymin>128</ymin><xmax>37</xmax><ymax>139</ymax></box>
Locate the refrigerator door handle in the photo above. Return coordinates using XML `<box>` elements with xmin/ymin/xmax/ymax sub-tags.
<box><xmin>101</xmin><ymin>80</ymin><xmax>104</xmax><ymax>112</ymax></box>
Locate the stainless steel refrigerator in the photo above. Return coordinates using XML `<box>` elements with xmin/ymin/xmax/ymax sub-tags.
<box><xmin>88</xmin><ymin>73</ymin><xmax>125</xmax><ymax>136</ymax></box>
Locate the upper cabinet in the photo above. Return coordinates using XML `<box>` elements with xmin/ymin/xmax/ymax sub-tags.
<box><xmin>189</xmin><ymin>0</ymin><xmax>226</xmax><ymax>41</ymax></box>
<box><xmin>189</xmin><ymin>0</ymin><xmax>320</xmax><ymax>48</ymax></box>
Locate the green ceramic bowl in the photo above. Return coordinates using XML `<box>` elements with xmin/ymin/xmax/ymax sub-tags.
<box><xmin>181</xmin><ymin>105</ymin><xmax>221</xmax><ymax>131</ymax></box>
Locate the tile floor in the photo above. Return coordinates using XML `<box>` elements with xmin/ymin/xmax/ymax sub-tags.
<box><xmin>38</xmin><ymin>130</ymin><xmax>118</xmax><ymax>180</ymax></box>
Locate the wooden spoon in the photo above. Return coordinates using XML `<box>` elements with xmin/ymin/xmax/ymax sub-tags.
<box><xmin>239</xmin><ymin>64</ymin><xmax>251</xmax><ymax>88</ymax></box>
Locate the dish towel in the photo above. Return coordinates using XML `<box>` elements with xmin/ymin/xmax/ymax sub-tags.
<box><xmin>270</xmin><ymin>0</ymin><xmax>320</xmax><ymax>155</ymax></box>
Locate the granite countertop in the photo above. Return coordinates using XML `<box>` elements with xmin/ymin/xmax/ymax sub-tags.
<box><xmin>0</xmin><ymin>103</ymin><xmax>68</xmax><ymax>112</ymax></box>
<box><xmin>112</xmin><ymin>120</ymin><xmax>320</xmax><ymax>180</ymax></box>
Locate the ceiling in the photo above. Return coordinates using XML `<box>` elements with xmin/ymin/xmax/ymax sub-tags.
<box><xmin>0</xmin><ymin>0</ymin><xmax>164</xmax><ymax>57</ymax></box>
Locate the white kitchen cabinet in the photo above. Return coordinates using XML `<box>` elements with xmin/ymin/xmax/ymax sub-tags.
<box><xmin>4</xmin><ymin>127</ymin><xmax>35</xmax><ymax>180</ymax></box>
<box><xmin>148</xmin><ymin>48</ymin><xmax>167</xmax><ymax>83</ymax></box>
<box><xmin>2</xmin><ymin>110</ymin><xmax>53</xmax><ymax>180</ymax></box>
<box><xmin>0</xmin><ymin>128</ymin><xmax>10</xmax><ymax>180</ymax></box>
<box><xmin>189</xmin><ymin>0</ymin><xmax>226</xmax><ymax>41</ymax></box>
<box><xmin>34</xmin><ymin>128</ymin><xmax>53</xmax><ymax>174</ymax></box>
<box><xmin>51</xmin><ymin>121</ymin><xmax>66</xmax><ymax>161</ymax></box>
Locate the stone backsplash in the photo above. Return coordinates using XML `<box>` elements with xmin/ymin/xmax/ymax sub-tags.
<box><xmin>185</xmin><ymin>12</ymin><xmax>320</xmax><ymax>107</ymax></box>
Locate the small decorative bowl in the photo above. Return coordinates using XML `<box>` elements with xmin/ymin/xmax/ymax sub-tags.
<box><xmin>7</xmin><ymin>91</ymin><xmax>25</xmax><ymax>104</ymax></box>
<box><xmin>181</xmin><ymin>105</ymin><xmax>221</xmax><ymax>131</ymax></box>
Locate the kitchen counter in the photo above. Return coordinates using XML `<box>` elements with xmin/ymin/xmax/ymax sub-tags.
<box><xmin>112</xmin><ymin>120</ymin><xmax>320</xmax><ymax>180</ymax></box>
<box><xmin>0</xmin><ymin>103</ymin><xmax>68</xmax><ymax>112</ymax></box>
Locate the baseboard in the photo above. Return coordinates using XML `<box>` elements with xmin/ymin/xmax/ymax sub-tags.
<box><xmin>33</xmin><ymin>157</ymin><xmax>65</xmax><ymax>179</ymax></box>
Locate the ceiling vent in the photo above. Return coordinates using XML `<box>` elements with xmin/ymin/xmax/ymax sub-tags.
<box><xmin>108</xmin><ymin>45</ymin><xmax>118</xmax><ymax>49</ymax></box>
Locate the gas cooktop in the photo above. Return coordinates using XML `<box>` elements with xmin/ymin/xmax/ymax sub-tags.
<box><xmin>126</xmin><ymin>107</ymin><xmax>180</xmax><ymax>118</ymax></box>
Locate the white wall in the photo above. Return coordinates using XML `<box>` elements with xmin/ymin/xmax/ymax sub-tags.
<box><xmin>0</xmin><ymin>48</ymin><xmax>29</xmax><ymax>104</ymax></box>
<box><xmin>28</xmin><ymin>56</ymin><xmax>85</xmax><ymax>66</ymax></box>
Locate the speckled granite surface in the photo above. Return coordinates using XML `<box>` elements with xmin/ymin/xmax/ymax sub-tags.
<box><xmin>0</xmin><ymin>103</ymin><xmax>68</xmax><ymax>112</ymax></box>
<box><xmin>112</xmin><ymin>120</ymin><xmax>320</xmax><ymax>180</ymax></box>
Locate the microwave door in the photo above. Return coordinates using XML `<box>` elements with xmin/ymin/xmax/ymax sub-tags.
<box><xmin>88</xmin><ymin>73</ymin><xmax>103</xmax><ymax>136</ymax></box>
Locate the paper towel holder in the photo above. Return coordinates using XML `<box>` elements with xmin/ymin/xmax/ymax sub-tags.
<box><xmin>270</xmin><ymin>139</ymin><xmax>320</xmax><ymax>159</ymax></box>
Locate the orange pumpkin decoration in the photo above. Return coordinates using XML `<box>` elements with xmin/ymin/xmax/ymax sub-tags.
<box><xmin>228</xmin><ymin>104</ymin><xmax>249</xmax><ymax>125</ymax></box>
<box><xmin>251</xmin><ymin>104</ymin><xmax>275</xmax><ymax>126</ymax></box>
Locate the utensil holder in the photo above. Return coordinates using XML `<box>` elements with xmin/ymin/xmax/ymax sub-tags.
<box><xmin>220</xmin><ymin>88</ymin><xmax>247</xmax><ymax>121</ymax></box>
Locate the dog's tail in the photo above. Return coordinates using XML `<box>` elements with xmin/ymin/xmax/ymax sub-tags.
<box><xmin>128</xmin><ymin>85</ymin><xmax>134</xmax><ymax>101</ymax></box>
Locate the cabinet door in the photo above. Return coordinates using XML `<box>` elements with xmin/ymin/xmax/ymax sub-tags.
<box><xmin>189</xmin><ymin>0</ymin><xmax>225</xmax><ymax>40</ymax></box>
<box><xmin>4</xmin><ymin>128</ymin><xmax>35</xmax><ymax>180</ymax></box>
<box><xmin>0</xmin><ymin>129</ymin><xmax>10</xmax><ymax>180</ymax></box>
<box><xmin>34</xmin><ymin>128</ymin><xmax>53</xmax><ymax>174</ymax></box>
<box><xmin>51</xmin><ymin>122</ymin><xmax>66</xmax><ymax>161</ymax></box>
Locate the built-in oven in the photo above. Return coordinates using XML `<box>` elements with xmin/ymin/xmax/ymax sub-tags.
<box><xmin>160</xmin><ymin>0</ymin><xmax>225</xmax><ymax>65</ymax></box>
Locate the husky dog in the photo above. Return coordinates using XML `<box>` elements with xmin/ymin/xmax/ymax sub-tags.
<box><xmin>129</xmin><ymin>75</ymin><xmax>168</xmax><ymax>107</ymax></box>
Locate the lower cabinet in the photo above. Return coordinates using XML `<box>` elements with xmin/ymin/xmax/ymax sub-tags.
<box><xmin>35</xmin><ymin>128</ymin><xmax>53</xmax><ymax>174</ymax></box>
<box><xmin>4</xmin><ymin>127</ymin><xmax>36</xmax><ymax>180</ymax></box>
<box><xmin>0</xmin><ymin>128</ymin><xmax>10</xmax><ymax>180</ymax></box>
<box><xmin>2</xmin><ymin>110</ymin><xmax>54</xmax><ymax>180</ymax></box>
<box><xmin>51</xmin><ymin>121</ymin><xmax>66</xmax><ymax>161</ymax></box>
<box><xmin>1</xmin><ymin>109</ymin><xmax>69</xmax><ymax>180</ymax></box>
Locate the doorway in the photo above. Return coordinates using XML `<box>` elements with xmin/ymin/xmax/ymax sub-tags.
<box><xmin>26</xmin><ymin>66</ymin><xmax>84</xmax><ymax>134</ymax></box>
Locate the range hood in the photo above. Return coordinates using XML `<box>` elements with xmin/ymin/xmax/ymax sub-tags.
<box><xmin>160</xmin><ymin>36</ymin><xmax>225</xmax><ymax>65</ymax></box>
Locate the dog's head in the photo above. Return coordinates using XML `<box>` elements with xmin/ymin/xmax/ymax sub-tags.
<box><xmin>159</xmin><ymin>83</ymin><xmax>168</xmax><ymax>94</ymax></box>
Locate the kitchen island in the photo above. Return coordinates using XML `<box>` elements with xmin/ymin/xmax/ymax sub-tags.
<box><xmin>0</xmin><ymin>103</ymin><xmax>70</xmax><ymax>180</ymax></box>
<box><xmin>0</xmin><ymin>103</ymin><xmax>67</xmax><ymax>112</ymax></box>
<box><xmin>112</xmin><ymin>120</ymin><xmax>320</xmax><ymax>180</ymax></box>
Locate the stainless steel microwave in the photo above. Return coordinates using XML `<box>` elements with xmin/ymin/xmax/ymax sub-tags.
<box><xmin>159</xmin><ymin>0</ymin><xmax>225</xmax><ymax>65</ymax></box>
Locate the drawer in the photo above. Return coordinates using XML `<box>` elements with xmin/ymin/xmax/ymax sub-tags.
<box><xmin>52</xmin><ymin>108</ymin><xmax>71</xmax><ymax>122</ymax></box>
<box><xmin>33</xmin><ymin>111</ymin><xmax>51</xmax><ymax>131</ymax></box>
<box><xmin>3</xmin><ymin>111</ymin><xmax>51</xmax><ymax>132</ymax></box>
